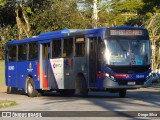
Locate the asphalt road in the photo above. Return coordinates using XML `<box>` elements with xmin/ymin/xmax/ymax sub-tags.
<box><xmin>0</xmin><ymin>87</ymin><xmax>160</xmax><ymax>120</ymax></box>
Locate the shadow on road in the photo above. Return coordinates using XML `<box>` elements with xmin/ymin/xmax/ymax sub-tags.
<box><xmin>38</xmin><ymin>88</ymin><xmax>160</xmax><ymax>118</ymax></box>
<box><xmin>1</xmin><ymin>88</ymin><xmax>159</xmax><ymax>118</ymax></box>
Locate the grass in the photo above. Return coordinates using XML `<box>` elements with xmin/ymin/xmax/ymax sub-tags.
<box><xmin>0</xmin><ymin>60</ymin><xmax>6</xmax><ymax>92</ymax></box>
<box><xmin>0</xmin><ymin>100</ymin><xmax>17</xmax><ymax>109</ymax></box>
<box><xmin>0</xmin><ymin>60</ymin><xmax>17</xmax><ymax>109</ymax></box>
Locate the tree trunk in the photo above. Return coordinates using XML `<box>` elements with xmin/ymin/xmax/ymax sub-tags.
<box><xmin>15</xmin><ymin>4</ymin><xmax>32</xmax><ymax>40</ymax></box>
<box><xmin>20</xmin><ymin>3</ymin><xmax>32</xmax><ymax>37</ymax></box>
<box><xmin>15</xmin><ymin>9</ymin><xmax>23</xmax><ymax>40</ymax></box>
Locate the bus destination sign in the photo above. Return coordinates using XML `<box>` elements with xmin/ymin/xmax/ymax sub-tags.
<box><xmin>110</xmin><ymin>30</ymin><xmax>143</xmax><ymax>36</ymax></box>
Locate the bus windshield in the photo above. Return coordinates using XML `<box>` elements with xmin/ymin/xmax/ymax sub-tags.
<box><xmin>103</xmin><ymin>39</ymin><xmax>150</xmax><ymax>66</ymax></box>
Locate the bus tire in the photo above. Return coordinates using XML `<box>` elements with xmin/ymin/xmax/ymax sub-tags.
<box><xmin>119</xmin><ymin>89</ymin><xmax>126</xmax><ymax>98</ymax></box>
<box><xmin>75</xmin><ymin>74</ymin><xmax>88</xmax><ymax>97</ymax></box>
<box><xmin>27</xmin><ymin>78</ymin><xmax>39</xmax><ymax>97</ymax></box>
<box><xmin>59</xmin><ymin>90</ymin><xmax>75</xmax><ymax>97</ymax></box>
<box><xmin>7</xmin><ymin>86</ymin><xmax>17</xmax><ymax>94</ymax></box>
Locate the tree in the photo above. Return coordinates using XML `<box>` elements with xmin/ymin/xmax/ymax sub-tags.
<box><xmin>14</xmin><ymin>0</ymin><xmax>33</xmax><ymax>39</ymax></box>
<box><xmin>0</xmin><ymin>0</ymin><xmax>5</xmax><ymax>6</ymax></box>
<box><xmin>110</xmin><ymin>0</ymin><xmax>143</xmax><ymax>26</ymax></box>
<box><xmin>139</xmin><ymin>0</ymin><xmax>160</xmax><ymax>71</ymax></box>
<box><xmin>0</xmin><ymin>0</ymin><xmax>159</xmax><ymax>66</ymax></box>
<box><xmin>79</xmin><ymin>0</ymin><xmax>112</xmax><ymax>27</ymax></box>
<box><xmin>0</xmin><ymin>0</ymin><xmax>33</xmax><ymax>40</ymax></box>
<box><xmin>31</xmin><ymin>0</ymin><xmax>92</xmax><ymax>35</ymax></box>
<box><xmin>145</xmin><ymin>16</ymin><xmax>160</xmax><ymax>71</ymax></box>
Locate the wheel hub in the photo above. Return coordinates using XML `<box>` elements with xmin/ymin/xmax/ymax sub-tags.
<box><xmin>28</xmin><ymin>83</ymin><xmax>33</xmax><ymax>93</ymax></box>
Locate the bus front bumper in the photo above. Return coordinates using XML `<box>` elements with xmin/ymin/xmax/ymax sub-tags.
<box><xmin>103</xmin><ymin>77</ymin><xmax>152</xmax><ymax>89</ymax></box>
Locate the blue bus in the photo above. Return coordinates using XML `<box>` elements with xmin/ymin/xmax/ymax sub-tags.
<box><xmin>5</xmin><ymin>26</ymin><xmax>152</xmax><ymax>97</ymax></box>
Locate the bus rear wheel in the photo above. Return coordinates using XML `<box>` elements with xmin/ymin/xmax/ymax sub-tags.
<box><xmin>75</xmin><ymin>74</ymin><xmax>88</xmax><ymax>97</ymax></box>
<box><xmin>7</xmin><ymin>86</ymin><xmax>17</xmax><ymax>94</ymax></box>
<box><xmin>119</xmin><ymin>89</ymin><xmax>126</xmax><ymax>98</ymax></box>
<box><xmin>27</xmin><ymin>78</ymin><xmax>39</xmax><ymax>97</ymax></box>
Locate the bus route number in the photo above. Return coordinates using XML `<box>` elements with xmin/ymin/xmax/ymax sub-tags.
<box><xmin>136</xmin><ymin>75</ymin><xmax>144</xmax><ymax>78</ymax></box>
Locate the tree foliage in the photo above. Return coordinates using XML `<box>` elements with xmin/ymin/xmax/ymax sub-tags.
<box><xmin>110</xmin><ymin>0</ymin><xmax>144</xmax><ymax>26</ymax></box>
<box><xmin>31</xmin><ymin>0</ymin><xmax>92</xmax><ymax>35</ymax></box>
<box><xmin>0</xmin><ymin>0</ymin><xmax>159</xmax><ymax>69</ymax></box>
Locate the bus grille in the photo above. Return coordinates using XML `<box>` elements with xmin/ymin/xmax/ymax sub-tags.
<box><xmin>107</xmin><ymin>65</ymin><xmax>150</xmax><ymax>73</ymax></box>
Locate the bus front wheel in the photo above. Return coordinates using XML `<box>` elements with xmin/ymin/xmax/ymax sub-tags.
<box><xmin>119</xmin><ymin>89</ymin><xmax>126</xmax><ymax>98</ymax></box>
<box><xmin>7</xmin><ymin>86</ymin><xmax>17</xmax><ymax>94</ymax></box>
<box><xmin>27</xmin><ymin>78</ymin><xmax>39</xmax><ymax>97</ymax></box>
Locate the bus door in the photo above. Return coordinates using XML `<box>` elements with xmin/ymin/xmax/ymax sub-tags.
<box><xmin>63</xmin><ymin>37</ymin><xmax>74</xmax><ymax>89</ymax></box>
<box><xmin>88</xmin><ymin>38</ymin><xmax>98</xmax><ymax>84</ymax></box>
<box><xmin>40</xmin><ymin>43</ymin><xmax>50</xmax><ymax>89</ymax></box>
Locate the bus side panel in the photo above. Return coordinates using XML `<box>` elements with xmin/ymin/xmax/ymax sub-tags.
<box><xmin>70</xmin><ymin>57</ymin><xmax>88</xmax><ymax>89</ymax></box>
<box><xmin>48</xmin><ymin>60</ymin><xmax>58</xmax><ymax>89</ymax></box>
<box><xmin>17</xmin><ymin>61</ymin><xmax>28</xmax><ymax>89</ymax></box>
<box><xmin>63</xmin><ymin>58</ymin><xmax>74</xmax><ymax>89</ymax></box>
<box><xmin>7</xmin><ymin>62</ymin><xmax>17</xmax><ymax>88</ymax></box>
<box><xmin>49</xmin><ymin>59</ymin><xmax>64</xmax><ymax>89</ymax></box>
<box><xmin>97</xmin><ymin>77</ymin><xmax>105</xmax><ymax>89</ymax></box>
<box><xmin>5</xmin><ymin>60</ymin><xmax>8</xmax><ymax>86</ymax></box>
<box><xmin>30</xmin><ymin>61</ymin><xmax>40</xmax><ymax>89</ymax></box>
<box><xmin>16</xmin><ymin>61</ymin><xmax>40</xmax><ymax>89</ymax></box>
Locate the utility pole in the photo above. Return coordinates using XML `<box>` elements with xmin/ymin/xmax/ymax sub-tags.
<box><xmin>93</xmin><ymin>0</ymin><xmax>98</xmax><ymax>28</ymax></box>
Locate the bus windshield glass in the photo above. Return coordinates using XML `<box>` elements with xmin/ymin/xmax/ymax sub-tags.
<box><xmin>103</xmin><ymin>39</ymin><xmax>150</xmax><ymax>66</ymax></box>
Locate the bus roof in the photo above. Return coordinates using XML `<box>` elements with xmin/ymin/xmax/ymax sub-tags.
<box><xmin>39</xmin><ymin>29</ymin><xmax>86</xmax><ymax>36</ymax></box>
<box><xmin>108</xmin><ymin>26</ymin><xmax>146</xmax><ymax>30</ymax></box>
<box><xmin>6</xmin><ymin>26</ymin><xmax>146</xmax><ymax>45</ymax></box>
<box><xmin>6</xmin><ymin>28</ymin><xmax>100</xmax><ymax>45</ymax></box>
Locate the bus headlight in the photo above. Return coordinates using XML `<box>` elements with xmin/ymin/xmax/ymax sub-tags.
<box><xmin>106</xmin><ymin>73</ymin><xmax>109</xmax><ymax>77</ymax></box>
<box><xmin>105</xmin><ymin>73</ymin><xmax>116</xmax><ymax>81</ymax></box>
<box><xmin>110</xmin><ymin>75</ymin><xmax>116</xmax><ymax>81</ymax></box>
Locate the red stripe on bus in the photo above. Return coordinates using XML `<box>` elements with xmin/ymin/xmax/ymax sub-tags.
<box><xmin>42</xmin><ymin>71</ymin><xmax>48</xmax><ymax>88</ymax></box>
<box><xmin>97</xmin><ymin>73</ymin><xmax>106</xmax><ymax>78</ymax></box>
<box><xmin>37</xmin><ymin>62</ymin><xmax>48</xmax><ymax>88</ymax></box>
<box><xmin>37</xmin><ymin>62</ymin><xmax>40</xmax><ymax>79</ymax></box>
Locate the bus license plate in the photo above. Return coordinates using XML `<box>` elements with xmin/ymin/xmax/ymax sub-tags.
<box><xmin>128</xmin><ymin>82</ymin><xmax>135</xmax><ymax>85</ymax></box>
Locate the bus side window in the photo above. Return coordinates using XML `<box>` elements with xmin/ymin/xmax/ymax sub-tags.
<box><xmin>8</xmin><ymin>45</ymin><xmax>17</xmax><ymax>62</ymax></box>
<box><xmin>63</xmin><ymin>38</ymin><xmax>73</xmax><ymax>57</ymax></box>
<box><xmin>29</xmin><ymin>42</ymin><xmax>38</xmax><ymax>60</ymax></box>
<box><xmin>18</xmin><ymin>44</ymin><xmax>27</xmax><ymax>61</ymax></box>
<box><xmin>52</xmin><ymin>40</ymin><xmax>61</xmax><ymax>58</ymax></box>
<box><xmin>75</xmin><ymin>37</ymin><xmax>85</xmax><ymax>57</ymax></box>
